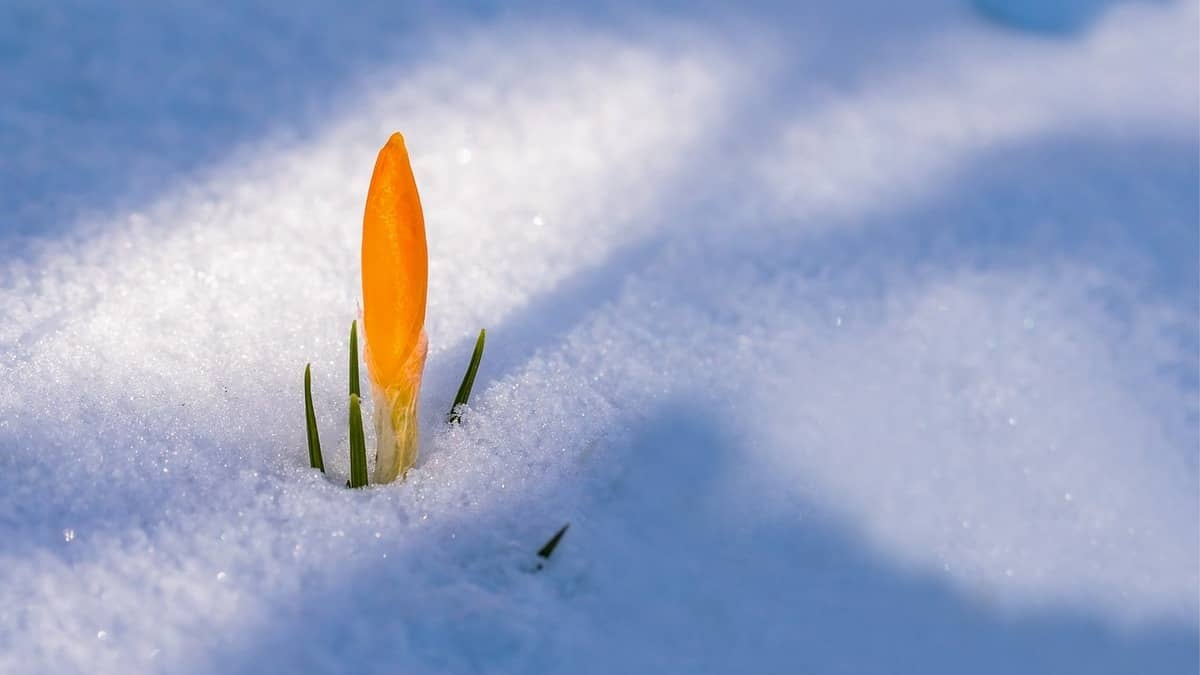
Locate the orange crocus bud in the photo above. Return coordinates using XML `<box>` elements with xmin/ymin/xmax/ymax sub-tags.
<box><xmin>361</xmin><ymin>133</ymin><xmax>428</xmax><ymax>483</ymax></box>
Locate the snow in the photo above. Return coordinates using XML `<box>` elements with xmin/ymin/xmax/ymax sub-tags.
<box><xmin>0</xmin><ymin>1</ymin><xmax>1196</xmax><ymax>673</ymax></box>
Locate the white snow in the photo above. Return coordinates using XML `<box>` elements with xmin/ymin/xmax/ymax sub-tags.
<box><xmin>0</xmin><ymin>1</ymin><xmax>1196</xmax><ymax>674</ymax></box>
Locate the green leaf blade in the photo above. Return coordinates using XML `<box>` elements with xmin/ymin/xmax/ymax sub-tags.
<box><xmin>348</xmin><ymin>393</ymin><xmax>369</xmax><ymax>488</ymax></box>
<box><xmin>447</xmin><ymin>328</ymin><xmax>486</xmax><ymax>424</ymax></box>
<box><xmin>304</xmin><ymin>364</ymin><xmax>325</xmax><ymax>472</ymax></box>
<box><xmin>349</xmin><ymin>320</ymin><xmax>361</xmax><ymax>398</ymax></box>
<box><xmin>536</xmin><ymin>523</ymin><xmax>570</xmax><ymax>560</ymax></box>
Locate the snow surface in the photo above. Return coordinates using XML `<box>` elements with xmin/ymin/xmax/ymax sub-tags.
<box><xmin>1</xmin><ymin>1</ymin><xmax>1197</xmax><ymax>673</ymax></box>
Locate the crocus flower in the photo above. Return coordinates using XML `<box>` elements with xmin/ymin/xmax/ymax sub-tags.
<box><xmin>361</xmin><ymin>133</ymin><xmax>428</xmax><ymax>483</ymax></box>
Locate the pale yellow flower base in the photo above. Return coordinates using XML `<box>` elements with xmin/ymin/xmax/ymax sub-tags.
<box><xmin>370</xmin><ymin>331</ymin><xmax>427</xmax><ymax>483</ymax></box>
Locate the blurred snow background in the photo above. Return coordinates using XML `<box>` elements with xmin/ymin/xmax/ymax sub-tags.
<box><xmin>0</xmin><ymin>1</ymin><xmax>1196</xmax><ymax>673</ymax></box>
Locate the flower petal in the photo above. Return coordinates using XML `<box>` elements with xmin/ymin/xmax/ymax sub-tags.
<box><xmin>361</xmin><ymin>132</ymin><xmax>428</xmax><ymax>390</ymax></box>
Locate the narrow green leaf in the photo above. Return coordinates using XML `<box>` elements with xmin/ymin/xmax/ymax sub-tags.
<box><xmin>348</xmin><ymin>393</ymin><xmax>369</xmax><ymax>488</ymax></box>
<box><xmin>304</xmin><ymin>364</ymin><xmax>325</xmax><ymax>472</ymax></box>
<box><xmin>536</xmin><ymin>523</ymin><xmax>570</xmax><ymax>560</ymax></box>
<box><xmin>447</xmin><ymin>328</ymin><xmax>486</xmax><ymax>424</ymax></box>
<box><xmin>349</xmin><ymin>320</ymin><xmax>361</xmax><ymax>398</ymax></box>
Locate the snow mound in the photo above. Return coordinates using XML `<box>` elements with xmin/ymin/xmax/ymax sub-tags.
<box><xmin>0</xmin><ymin>1</ymin><xmax>1195</xmax><ymax>673</ymax></box>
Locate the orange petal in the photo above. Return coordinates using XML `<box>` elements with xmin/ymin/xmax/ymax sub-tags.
<box><xmin>361</xmin><ymin>132</ymin><xmax>428</xmax><ymax>390</ymax></box>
